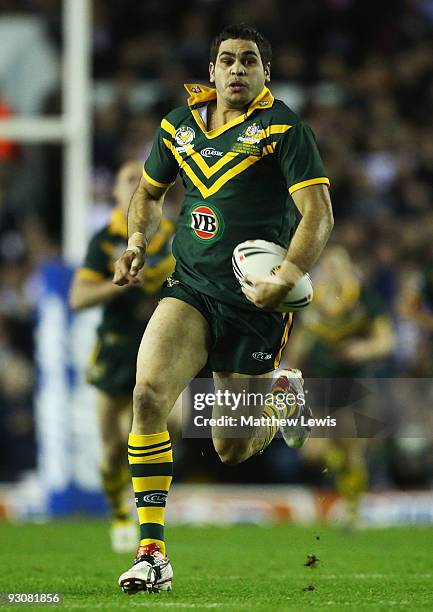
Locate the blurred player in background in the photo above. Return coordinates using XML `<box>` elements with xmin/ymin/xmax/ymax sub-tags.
<box><xmin>69</xmin><ymin>160</ymin><xmax>175</xmax><ymax>552</ymax></box>
<box><xmin>398</xmin><ymin>255</ymin><xmax>433</xmax><ymax>366</ymax></box>
<box><xmin>288</xmin><ymin>245</ymin><xmax>394</xmax><ymax>525</ymax></box>
<box><xmin>113</xmin><ymin>24</ymin><xmax>333</xmax><ymax>593</ymax></box>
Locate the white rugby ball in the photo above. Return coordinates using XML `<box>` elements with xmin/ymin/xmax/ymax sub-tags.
<box><xmin>232</xmin><ymin>239</ymin><xmax>313</xmax><ymax>312</ymax></box>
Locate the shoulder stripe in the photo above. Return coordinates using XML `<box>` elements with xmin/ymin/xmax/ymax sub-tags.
<box><xmin>263</xmin><ymin>141</ymin><xmax>277</xmax><ymax>155</ymax></box>
<box><xmin>161</xmin><ymin>118</ymin><xmax>176</xmax><ymax>137</ymax></box>
<box><xmin>289</xmin><ymin>177</ymin><xmax>330</xmax><ymax>195</ymax></box>
<box><xmin>261</xmin><ymin>124</ymin><xmax>292</xmax><ymax>140</ymax></box>
<box><xmin>76</xmin><ymin>268</ymin><xmax>106</xmax><ymax>282</ymax></box>
<box><xmin>143</xmin><ymin>168</ymin><xmax>173</xmax><ymax>189</ymax></box>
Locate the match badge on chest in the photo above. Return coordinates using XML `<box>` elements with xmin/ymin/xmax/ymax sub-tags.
<box><xmin>237</xmin><ymin>122</ymin><xmax>261</xmax><ymax>145</ymax></box>
<box><xmin>175</xmin><ymin>125</ymin><xmax>196</xmax><ymax>153</ymax></box>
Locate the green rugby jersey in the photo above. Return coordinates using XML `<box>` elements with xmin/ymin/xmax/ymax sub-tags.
<box><xmin>77</xmin><ymin>207</ymin><xmax>175</xmax><ymax>339</ymax></box>
<box><xmin>144</xmin><ymin>84</ymin><xmax>330</xmax><ymax>309</ymax></box>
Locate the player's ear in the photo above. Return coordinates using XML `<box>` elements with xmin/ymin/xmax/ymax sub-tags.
<box><xmin>209</xmin><ymin>62</ymin><xmax>215</xmax><ymax>83</ymax></box>
<box><xmin>264</xmin><ymin>62</ymin><xmax>271</xmax><ymax>83</ymax></box>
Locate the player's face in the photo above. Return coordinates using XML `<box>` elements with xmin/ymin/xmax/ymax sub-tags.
<box><xmin>113</xmin><ymin>162</ymin><xmax>142</xmax><ymax>216</ymax></box>
<box><xmin>209</xmin><ymin>39</ymin><xmax>270</xmax><ymax>109</ymax></box>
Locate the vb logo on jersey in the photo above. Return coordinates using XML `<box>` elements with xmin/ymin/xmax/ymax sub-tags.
<box><xmin>190</xmin><ymin>202</ymin><xmax>224</xmax><ymax>242</ymax></box>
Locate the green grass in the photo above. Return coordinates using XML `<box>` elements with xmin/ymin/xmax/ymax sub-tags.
<box><xmin>0</xmin><ymin>520</ymin><xmax>432</xmax><ymax>611</ymax></box>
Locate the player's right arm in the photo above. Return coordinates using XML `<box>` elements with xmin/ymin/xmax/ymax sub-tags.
<box><xmin>113</xmin><ymin>117</ymin><xmax>179</xmax><ymax>286</ymax></box>
<box><xmin>69</xmin><ymin>228</ymin><xmax>130</xmax><ymax>310</ymax></box>
<box><xmin>113</xmin><ymin>176</ymin><xmax>168</xmax><ymax>286</ymax></box>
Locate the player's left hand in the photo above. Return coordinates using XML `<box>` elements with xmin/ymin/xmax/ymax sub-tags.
<box><xmin>241</xmin><ymin>261</ymin><xmax>304</xmax><ymax>310</ymax></box>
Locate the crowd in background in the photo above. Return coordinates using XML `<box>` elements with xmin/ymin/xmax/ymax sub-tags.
<box><xmin>1</xmin><ymin>0</ymin><xmax>433</xmax><ymax>484</ymax></box>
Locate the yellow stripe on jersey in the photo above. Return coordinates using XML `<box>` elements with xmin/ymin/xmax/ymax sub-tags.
<box><xmin>263</xmin><ymin>141</ymin><xmax>277</xmax><ymax>155</ymax></box>
<box><xmin>76</xmin><ymin>268</ymin><xmax>106</xmax><ymax>282</ymax></box>
<box><xmin>163</xmin><ymin>138</ymin><xmax>208</xmax><ymax>195</ymax></box>
<box><xmin>161</xmin><ymin>118</ymin><xmax>176</xmax><ymax>137</ymax></box>
<box><xmin>205</xmin><ymin>154</ymin><xmax>265</xmax><ymax>198</ymax></box>
<box><xmin>108</xmin><ymin>207</ymin><xmax>127</xmax><ymax>238</ymax></box>
<box><xmin>166</xmin><ymin>124</ymin><xmax>286</xmax><ymax>179</ymax></box>
<box><xmin>146</xmin><ymin>217</ymin><xmax>175</xmax><ymax>255</ymax></box>
<box><xmin>163</xmin><ymin>138</ymin><xmax>277</xmax><ymax>199</ymax></box>
<box><xmin>188</xmin><ymin>148</ymin><xmax>239</xmax><ymax>179</ymax></box>
<box><xmin>100</xmin><ymin>240</ymin><xmax>115</xmax><ymax>257</ymax></box>
<box><xmin>260</xmin><ymin>124</ymin><xmax>292</xmax><ymax>140</ymax></box>
<box><xmin>142</xmin><ymin>168</ymin><xmax>173</xmax><ymax>189</ymax></box>
<box><xmin>289</xmin><ymin>177</ymin><xmax>330</xmax><ymax>195</ymax></box>
<box><xmin>187</xmin><ymin>134</ymin><xmax>284</xmax><ymax>176</ymax></box>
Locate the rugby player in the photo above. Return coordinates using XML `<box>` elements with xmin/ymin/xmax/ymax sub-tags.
<box><xmin>113</xmin><ymin>25</ymin><xmax>333</xmax><ymax>592</ymax></box>
<box><xmin>288</xmin><ymin>245</ymin><xmax>394</xmax><ymax>526</ymax></box>
<box><xmin>69</xmin><ymin>161</ymin><xmax>175</xmax><ymax>551</ymax></box>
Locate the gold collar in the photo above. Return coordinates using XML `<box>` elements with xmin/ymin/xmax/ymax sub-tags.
<box><xmin>184</xmin><ymin>83</ymin><xmax>275</xmax><ymax>139</ymax></box>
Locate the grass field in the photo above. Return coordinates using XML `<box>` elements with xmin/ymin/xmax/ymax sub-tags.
<box><xmin>0</xmin><ymin>520</ymin><xmax>432</xmax><ymax>611</ymax></box>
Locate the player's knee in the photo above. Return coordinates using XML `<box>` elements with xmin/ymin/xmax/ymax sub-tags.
<box><xmin>133</xmin><ymin>381</ymin><xmax>168</xmax><ymax>422</ymax></box>
<box><xmin>214</xmin><ymin>439</ymin><xmax>249</xmax><ymax>465</ymax></box>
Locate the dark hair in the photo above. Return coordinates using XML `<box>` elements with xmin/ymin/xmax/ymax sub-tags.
<box><xmin>210</xmin><ymin>23</ymin><xmax>272</xmax><ymax>66</ymax></box>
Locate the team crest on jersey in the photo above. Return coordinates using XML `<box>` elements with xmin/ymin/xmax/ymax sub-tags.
<box><xmin>175</xmin><ymin>125</ymin><xmax>195</xmax><ymax>152</ymax></box>
<box><xmin>237</xmin><ymin>122</ymin><xmax>261</xmax><ymax>144</ymax></box>
<box><xmin>190</xmin><ymin>202</ymin><xmax>224</xmax><ymax>242</ymax></box>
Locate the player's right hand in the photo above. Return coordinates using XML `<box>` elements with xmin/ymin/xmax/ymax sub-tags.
<box><xmin>113</xmin><ymin>247</ymin><xmax>145</xmax><ymax>286</ymax></box>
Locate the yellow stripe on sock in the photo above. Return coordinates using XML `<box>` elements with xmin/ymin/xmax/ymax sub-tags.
<box><xmin>128</xmin><ymin>452</ymin><xmax>172</xmax><ymax>465</ymax></box>
<box><xmin>142</xmin><ymin>450</ymin><xmax>173</xmax><ymax>463</ymax></box>
<box><xmin>137</xmin><ymin>506</ymin><xmax>165</xmax><ymax>525</ymax></box>
<box><xmin>129</xmin><ymin>432</ymin><xmax>170</xmax><ymax>446</ymax></box>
